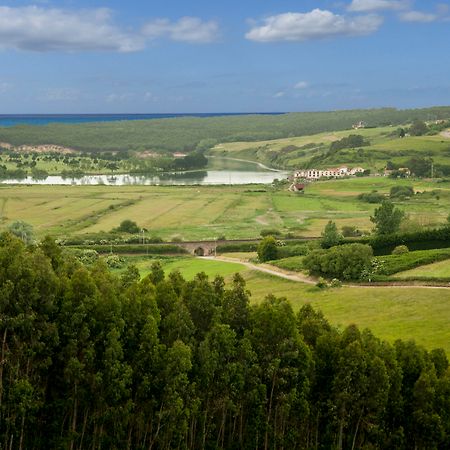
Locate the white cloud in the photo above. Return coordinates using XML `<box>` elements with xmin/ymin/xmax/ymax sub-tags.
<box><xmin>40</xmin><ymin>88</ymin><xmax>80</xmax><ymax>101</ymax></box>
<box><xmin>399</xmin><ymin>10</ymin><xmax>438</xmax><ymax>22</ymax></box>
<box><xmin>0</xmin><ymin>82</ymin><xmax>13</xmax><ymax>94</ymax></box>
<box><xmin>0</xmin><ymin>7</ymin><xmax>219</xmax><ymax>53</ymax></box>
<box><xmin>348</xmin><ymin>0</ymin><xmax>409</xmax><ymax>12</ymax></box>
<box><xmin>142</xmin><ymin>17</ymin><xmax>219</xmax><ymax>44</ymax></box>
<box><xmin>106</xmin><ymin>93</ymin><xmax>134</xmax><ymax>102</ymax></box>
<box><xmin>246</xmin><ymin>9</ymin><xmax>383</xmax><ymax>42</ymax></box>
<box><xmin>0</xmin><ymin>6</ymin><xmax>144</xmax><ymax>52</ymax></box>
<box><xmin>295</xmin><ymin>81</ymin><xmax>309</xmax><ymax>89</ymax></box>
<box><xmin>273</xmin><ymin>91</ymin><xmax>285</xmax><ymax>98</ymax></box>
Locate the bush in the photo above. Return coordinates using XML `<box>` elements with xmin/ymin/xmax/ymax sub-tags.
<box><xmin>303</xmin><ymin>243</ymin><xmax>373</xmax><ymax>280</ymax></box>
<box><xmin>104</xmin><ymin>254</ymin><xmax>125</xmax><ymax>269</ymax></box>
<box><xmin>390</xmin><ymin>185</ymin><xmax>414</xmax><ymax>199</ymax></box>
<box><xmin>260</xmin><ymin>228</ymin><xmax>282</xmax><ymax>237</ymax></box>
<box><xmin>330</xmin><ymin>278</ymin><xmax>342</xmax><ymax>288</ymax></box>
<box><xmin>116</xmin><ymin>220</ymin><xmax>140</xmax><ymax>234</ymax></box>
<box><xmin>392</xmin><ymin>245</ymin><xmax>409</xmax><ymax>255</ymax></box>
<box><xmin>315</xmin><ymin>277</ymin><xmax>328</xmax><ymax>289</ymax></box>
<box><xmin>358</xmin><ymin>191</ymin><xmax>385</xmax><ymax>203</ymax></box>
<box><xmin>257</xmin><ymin>236</ymin><xmax>278</xmax><ymax>262</ymax></box>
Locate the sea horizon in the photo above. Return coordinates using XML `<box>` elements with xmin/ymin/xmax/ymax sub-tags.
<box><xmin>0</xmin><ymin>112</ymin><xmax>286</xmax><ymax>127</ymax></box>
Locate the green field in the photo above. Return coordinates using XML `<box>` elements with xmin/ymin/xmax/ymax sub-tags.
<box><xmin>114</xmin><ymin>254</ymin><xmax>450</xmax><ymax>353</ymax></box>
<box><xmin>1</xmin><ymin>177</ymin><xmax>449</xmax><ymax>240</ymax></box>
<box><xmin>210</xmin><ymin>124</ymin><xmax>450</xmax><ymax>171</ymax></box>
<box><xmin>393</xmin><ymin>259</ymin><xmax>450</xmax><ymax>279</ymax></box>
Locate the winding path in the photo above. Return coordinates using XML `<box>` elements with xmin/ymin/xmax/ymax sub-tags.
<box><xmin>204</xmin><ymin>256</ymin><xmax>450</xmax><ymax>290</ymax></box>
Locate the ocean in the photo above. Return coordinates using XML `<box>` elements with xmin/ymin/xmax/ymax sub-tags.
<box><xmin>0</xmin><ymin>113</ymin><xmax>284</xmax><ymax>127</ymax></box>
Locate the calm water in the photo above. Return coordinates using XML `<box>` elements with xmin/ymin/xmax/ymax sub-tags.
<box><xmin>0</xmin><ymin>170</ymin><xmax>288</xmax><ymax>186</ymax></box>
<box><xmin>0</xmin><ymin>113</ymin><xmax>284</xmax><ymax>127</ymax></box>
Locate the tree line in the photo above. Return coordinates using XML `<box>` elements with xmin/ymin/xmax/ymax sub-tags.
<box><xmin>0</xmin><ymin>234</ymin><xmax>449</xmax><ymax>449</ymax></box>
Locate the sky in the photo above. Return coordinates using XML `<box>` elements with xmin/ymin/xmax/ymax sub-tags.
<box><xmin>0</xmin><ymin>0</ymin><xmax>449</xmax><ymax>113</ymax></box>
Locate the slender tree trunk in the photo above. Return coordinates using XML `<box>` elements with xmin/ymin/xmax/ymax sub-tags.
<box><xmin>79</xmin><ymin>407</ymin><xmax>88</xmax><ymax>450</ymax></box>
<box><xmin>337</xmin><ymin>413</ymin><xmax>344</xmax><ymax>450</ymax></box>
<box><xmin>19</xmin><ymin>411</ymin><xmax>26</xmax><ymax>450</ymax></box>
<box><xmin>0</xmin><ymin>328</ymin><xmax>7</xmax><ymax>409</ymax></box>
<box><xmin>69</xmin><ymin>386</ymin><xmax>78</xmax><ymax>450</ymax></box>
<box><xmin>265</xmin><ymin>373</ymin><xmax>277</xmax><ymax>450</ymax></box>
<box><xmin>351</xmin><ymin>412</ymin><xmax>363</xmax><ymax>450</ymax></box>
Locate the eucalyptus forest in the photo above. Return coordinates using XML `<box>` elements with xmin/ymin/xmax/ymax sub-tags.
<box><xmin>1</xmin><ymin>234</ymin><xmax>449</xmax><ymax>449</ymax></box>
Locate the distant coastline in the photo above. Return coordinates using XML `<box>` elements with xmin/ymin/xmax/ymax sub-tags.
<box><xmin>0</xmin><ymin>112</ymin><xmax>286</xmax><ymax>127</ymax></box>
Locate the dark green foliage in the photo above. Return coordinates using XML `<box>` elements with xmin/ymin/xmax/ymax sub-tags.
<box><xmin>406</xmin><ymin>157</ymin><xmax>433</xmax><ymax>177</ymax></box>
<box><xmin>358</xmin><ymin>190</ymin><xmax>385</xmax><ymax>203</ymax></box>
<box><xmin>0</xmin><ymin>234</ymin><xmax>449</xmax><ymax>449</ymax></box>
<box><xmin>0</xmin><ymin>107</ymin><xmax>449</xmax><ymax>153</ymax></box>
<box><xmin>371</xmin><ymin>200</ymin><xmax>405</xmax><ymax>235</ymax></box>
<box><xmin>409</xmin><ymin>120</ymin><xmax>429</xmax><ymax>136</ymax></box>
<box><xmin>303</xmin><ymin>243</ymin><xmax>373</xmax><ymax>280</ymax></box>
<box><xmin>115</xmin><ymin>219</ymin><xmax>140</xmax><ymax>234</ymax></box>
<box><xmin>257</xmin><ymin>236</ymin><xmax>278</xmax><ymax>262</ymax></box>
<box><xmin>352</xmin><ymin>225</ymin><xmax>450</xmax><ymax>255</ymax></box>
<box><xmin>390</xmin><ymin>185</ymin><xmax>414</xmax><ymax>199</ymax></box>
<box><xmin>329</xmin><ymin>134</ymin><xmax>369</xmax><ymax>153</ymax></box>
<box><xmin>321</xmin><ymin>220</ymin><xmax>343</xmax><ymax>248</ymax></box>
<box><xmin>372</xmin><ymin>248</ymin><xmax>450</xmax><ymax>275</ymax></box>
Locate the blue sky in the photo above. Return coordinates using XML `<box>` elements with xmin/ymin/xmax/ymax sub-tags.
<box><xmin>0</xmin><ymin>0</ymin><xmax>448</xmax><ymax>113</ymax></box>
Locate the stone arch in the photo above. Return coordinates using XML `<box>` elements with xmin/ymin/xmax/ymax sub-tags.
<box><xmin>194</xmin><ymin>247</ymin><xmax>205</xmax><ymax>256</ymax></box>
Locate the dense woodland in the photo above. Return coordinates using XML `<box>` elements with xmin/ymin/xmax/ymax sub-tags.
<box><xmin>0</xmin><ymin>234</ymin><xmax>449</xmax><ymax>449</ymax></box>
<box><xmin>1</xmin><ymin>107</ymin><xmax>450</xmax><ymax>153</ymax></box>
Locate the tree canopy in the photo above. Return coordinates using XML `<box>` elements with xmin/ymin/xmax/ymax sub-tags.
<box><xmin>0</xmin><ymin>234</ymin><xmax>448</xmax><ymax>449</ymax></box>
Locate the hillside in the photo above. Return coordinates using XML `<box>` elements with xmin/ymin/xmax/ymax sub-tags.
<box><xmin>1</xmin><ymin>106</ymin><xmax>450</xmax><ymax>154</ymax></box>
<box><xmin>210</xmin><ymin>123</ymin><xmax>450</xmax><ymax>173</ymax></box>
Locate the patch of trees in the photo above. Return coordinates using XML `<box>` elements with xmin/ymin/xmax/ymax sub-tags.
<box><xmin>358</xmin><ymin>190</ymin><xmax>385</xmax><ymax>203</ymax></box>
<box><xmin>0</xmin><ymin>234</ymin><xmax>449</xmax><ymax>449</ymax></box>
<box><xmin>409</xmin><ymin>119</ymin><xmax>429</xmax><ymax>136</ymax></box>
<box><xmin>329</xmin><ymin>134</ymin><xmax>370</xmax><ymax>154</ymax></box>
<box><xmin>390</xmin><ymin>185</ymin><xmax>414</xmax><ymax>199</ymax></box>
<box><xmin>303</xmin><ymin>243</ymin><xmax>373</xmax><ymax>280</ymax></box>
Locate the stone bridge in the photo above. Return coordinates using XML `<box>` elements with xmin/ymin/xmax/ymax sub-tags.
<box><xmin>177</xmin><ymin>239</ymin><xmax>258</xmax><ymax>256</ymax></box>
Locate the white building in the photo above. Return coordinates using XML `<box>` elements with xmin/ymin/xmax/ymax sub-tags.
<box><xmin>294</xmin><ymin>166</ymin><xmax>364</xmax><ymax>180</ymax></box>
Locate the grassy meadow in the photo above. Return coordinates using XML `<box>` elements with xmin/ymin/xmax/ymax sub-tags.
<box><xmin>1</xmin><ymin>176</ymin><xmax>450</xmax><ymax>239</ymax></box>
<box><xmin>112</xmin><ymin>254</ymin><xmax>450</xmax><ymax>353</ymax></box>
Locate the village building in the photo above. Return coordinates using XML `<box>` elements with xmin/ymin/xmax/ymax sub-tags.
<box><xmin>294</xmin><ymin>166</ymin><xmax>365</xmax><ymax>180</ymax></box>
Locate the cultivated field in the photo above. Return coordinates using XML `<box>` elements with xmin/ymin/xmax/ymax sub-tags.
<box><xmin>1</xmin><ymin>177</ymin><xmax>449</xmax><ymax>240</ymax></box>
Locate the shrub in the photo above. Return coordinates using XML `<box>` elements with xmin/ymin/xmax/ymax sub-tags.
<box><xmin>116</xmin><ymin>220</ymin><xmax>140</xmax><ymax>234</ymax></box>
<box><xmin>260</xmin><ymin>228</ymin><xmax>282</xmax><ymax>237</ymax></box>
<box><xmin>315</xmin><ymin>277</ymin><xmax>328</xmax><ymax>289</ymax></box>
<box><xmin>392</xmin><ymin>245</ymin><xmax>409</xmax><ymax>255</ymax></box>
<box><xmin>358</xmin><ymin>191</ymin><xmax>385</xmax><ymax>203</ymax></box>
<box><xmin>257</xmin><ymin>236</ymin><xmax>278</xmax><ymax>262</ymax></box>
<box><xmin>303</xmin><ymin>243</ymin><xmax>373</xmax><ymax>280</ymax></box>
<box><xmin>390</xmin><ymin>185</ymin><xmax>414</xmax><ymax>199</ymax></box>
<box><xmin>330</xmin><ymin>278</ymin><xmax>342</xmax><ymax>288</ymax></box>
<box><xmin>104</xmin><ymin>254</ymin><xmax>125</xmax><ymax>269</ymax></box>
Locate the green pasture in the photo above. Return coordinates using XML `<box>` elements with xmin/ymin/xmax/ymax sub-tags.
<box><xmin>393</xmin><ymin>259</ymin><xmax>450</xmax><ymax>279</ymax></box>
<box><xmin>1</xmin><ymin>178</ymin><xmax>449</xmax><ymax>239</ymax></box>
<box><xmin>211</xmin><ymin>124</ymin><xmax>450</xmax><ymax>171</ymax></box>
<box><xmin>243</xmin><ymin>270</ymin><xmax>450</xmax><ymax>353</ymax></box>
<box><xmin>118</xmin><ymin>254</ymin><xmax>450</xmax><ymax>353</ymax></box>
